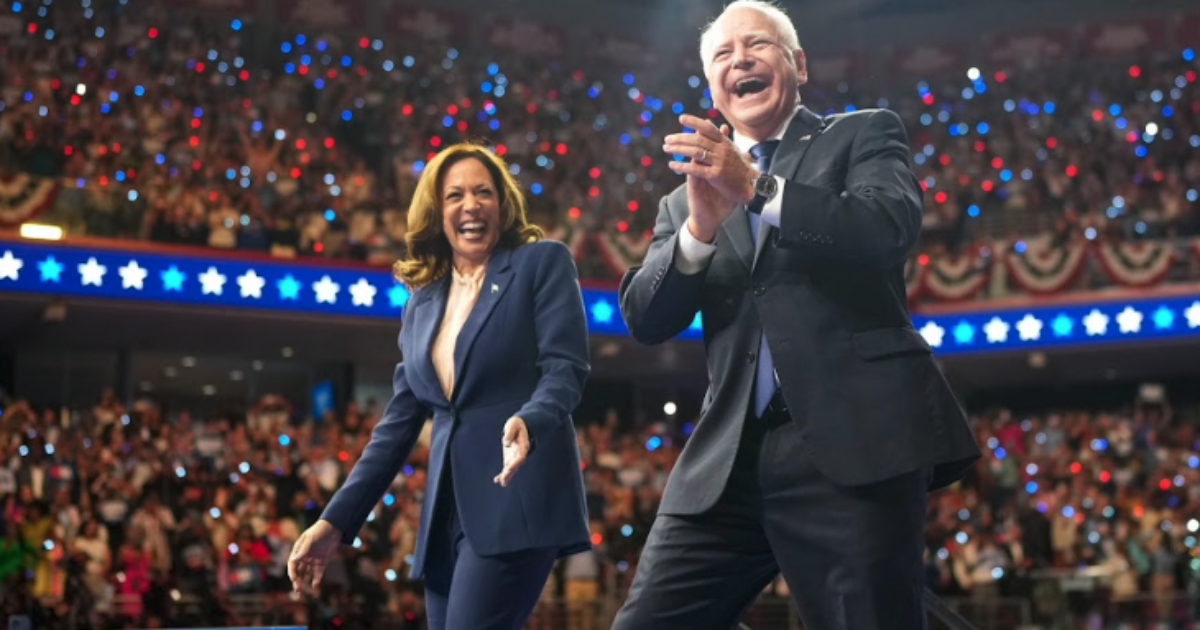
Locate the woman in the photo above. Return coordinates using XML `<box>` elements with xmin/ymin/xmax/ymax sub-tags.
<box><xmin>288</xmin><ymin>142</ymin><xmax>591</xmax><ymax>629</ymax></box>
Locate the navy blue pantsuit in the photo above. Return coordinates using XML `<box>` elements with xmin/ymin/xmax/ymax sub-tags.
<box><xmin>321</xmin><ymin>241</ymin><xmax>592</xmax><ymax>629</ymax></box>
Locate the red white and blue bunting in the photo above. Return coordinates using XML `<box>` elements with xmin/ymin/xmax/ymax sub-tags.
<box><xmin>1004</xmin><ymin>236</ymin><xmax>1089</xmax><ymax>295</ymax></box>
<box><xmin>921</xmin><ymin>250</ymin><xmax>991</xmax><ymax>301</ymax></box>
<box><xmin>593</xmin><ymin>229</ymin><xmax>652</xmax><ymax>279</ymax></box>
<box><xmin>905</xmin><ymin>256</ymin><xmax>925</xmax><ymax>301</ymax></box>
<box><xmin>1095</xmin><ymin>240</ymin><xmax>1175</xmax><ymax>288</ymax></box>
<box><xmin>0</xmin><ymin>173</ymin><xmax>59</xmax><ymax>227</ymax></box>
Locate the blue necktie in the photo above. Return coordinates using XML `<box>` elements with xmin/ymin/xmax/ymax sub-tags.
<box><xmin>748</xmin><ymin>140</ymin><xmax>779</xmax><ymax>418</ymax></box>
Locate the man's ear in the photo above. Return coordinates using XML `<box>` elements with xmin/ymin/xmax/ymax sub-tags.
<box><xmin>794</xmin><ymin>48</ymin><xmax>808</xmax><ymax>87</ymax></box>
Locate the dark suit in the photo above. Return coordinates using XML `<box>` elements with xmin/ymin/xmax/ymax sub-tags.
<box><xmin>614</xmin><ymin>107</ymin><xmax>981</xmax><ymax>629</ymax></box>
<box><xmin>321</xmin><ymin>241</ymin><xmax>591</xmax><ymax>630</ymax></box>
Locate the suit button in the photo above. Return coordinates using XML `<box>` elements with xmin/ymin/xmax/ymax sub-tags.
<box><xmin>745</xmin><ymin>352</ymin><xmax>756</xmax><ymax>363</ymax></box>
<box><xmin>724</xmin><ymin>297</ymin><xmax>735</xmax><ymax>305</ymax></box>
<box><xmin>753</xmin><ymin>285</ymin><xmax>765</xmax><ymax>296</ymax></box>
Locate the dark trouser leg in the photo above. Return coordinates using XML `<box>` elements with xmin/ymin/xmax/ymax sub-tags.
<box><xmin>613</xmin><ymin>412</ymin><xmax>782</xmax><ymax>629</ymax></box>
<box><xmin>444</xmin><ymin>539</ymin><xmax>557</xmax><ymax>630</ymax></box>
<box><xmin>423</xmin><ymin>473</ymin><xmax>458</xmax><ymax>630</ymax></box>
<box><xmin>759</xmin><ymin>417</ymin><xmax>930</xmax><ymax>630</ymax></box>
<box><xmin>423</xmin><ymin>469</ymin><xmax>558</xmax><ymax>630</ymax></box>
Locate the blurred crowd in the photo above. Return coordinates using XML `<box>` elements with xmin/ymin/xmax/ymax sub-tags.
<box><xmin>3</xmin><ymin>0</ymin><xmax>1200</xmax><ymax>625</ymax></box>
<box><xmin>3</xmin><ymin>384</ymin><xmax>1200</xmax><ymax>628</ymax></box>
<box><xmin>0</xmin><ymin>2</ymin><xmax>1198</xmax><ymax>283</ymax></box>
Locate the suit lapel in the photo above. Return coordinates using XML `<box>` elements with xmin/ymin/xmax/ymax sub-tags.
<box><xmin>719</xmin><ymin>208</ymin><xmax>755</xmax><ymax>272</ymax></box>
<box><xmin>752</xmin><ymin>107</ymin><xmax>826</xmax><ymax>270</ymax></box>
<box><xmin>411</xmin><ymin>275</ymin><xmax>451</xmax><ymax>405</ymax></box>
<box><xmin>452</xmin><ymin>247</ymin><xmax>514</xmax><ymax>400</ymax></box>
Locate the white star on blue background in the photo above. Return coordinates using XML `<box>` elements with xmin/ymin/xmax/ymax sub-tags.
<box><xmin>349</xmin><ymin>279</ymin><xmax>377</xmax><ymax>307</ymax></box>
<box><xmin>0</xmin><ymin>251</ymin><xmax>23</xmax><ymax>281</ymax></box>
<box><xmin>119</xmin><ymin>260</ymin><xmax>148</xmax><ymax>290</ymax></box>
<box><xmin>919</xmin><ymin>321</ymin><xmax>946</xmax><ymax>348</ymax></box>
<box><xmin>238</xmin><ymin>270</ymin><xmax>266</xmax><ymax>299</ymax></box>
<box><xmin>1083</xmin><ymin>309</ymin><xmax>1109</xmax><ymax>336</ymax></box>
<box><xmin>1115</xmin><ymin>306</ymin><xmax>1143</xmax><ymax>334</ymax></box>
<box><xmin>198</xmin><ymin>267</ymin><xmax>227</xmax><ymax>295</ymax></box>
<box><xmin>78</xmin><ymin>257</ymin><xmax>107</xmax><ymax>286</ymax></box>
<box><xmin>313</xmin><ymin>276</ymin><xmax>340</xmax><ymax>304</ymax></box>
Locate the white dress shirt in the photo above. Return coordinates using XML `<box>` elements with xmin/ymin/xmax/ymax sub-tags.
<box><xmin>675</xmin><ymin>110</ymin><xmax>796</xmax><ymax>274</ymax></box>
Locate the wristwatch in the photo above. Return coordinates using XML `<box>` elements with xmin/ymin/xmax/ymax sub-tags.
<box><xmin>748</xmin><ymin>173</ymin><xmax>778</xmax><ymax>214</ymax></box>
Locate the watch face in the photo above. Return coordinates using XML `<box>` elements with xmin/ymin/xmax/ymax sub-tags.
<box><xmin>755</xmin><ymin>175</ymin><xmax>777</xmax><ymax>198</ymax></box>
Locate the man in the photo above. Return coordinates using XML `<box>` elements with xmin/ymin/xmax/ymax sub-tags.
<box><xmin>614</xmin><ymin>2</ymin><xmax>981</xmax><ymax>628</ymax></box>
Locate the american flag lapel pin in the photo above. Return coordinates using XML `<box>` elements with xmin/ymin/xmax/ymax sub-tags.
<box><xmin>491</xmin><ymin>283</ymin><xmax>499</xmax><ymax>293</ymax></box>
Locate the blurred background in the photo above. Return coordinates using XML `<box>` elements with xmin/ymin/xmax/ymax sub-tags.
<box><xmin>1</xmin><ymin>0</ymin><xmax>1199</xmax><ymax>628</ymax></box>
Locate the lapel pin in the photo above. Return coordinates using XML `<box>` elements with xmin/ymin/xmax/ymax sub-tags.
<box><xmin>491</xmin><ymin>283</ymin><xmax>499</xmax><ymax>293</ymax></box>
<box><xmin>800</xmin><ymin>134</ymin><xmax>812</xmax><ymax>141</ymax></box>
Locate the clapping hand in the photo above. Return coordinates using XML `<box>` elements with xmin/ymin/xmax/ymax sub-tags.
<box><xmin>664</xmin><ymin>114</ymin><xmax>758</xmax><ymax>242</ymax></box>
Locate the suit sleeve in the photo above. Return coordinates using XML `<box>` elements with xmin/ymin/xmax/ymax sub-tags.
<box><xmin>618</xmin><ymin>192</ymin><xmax>708</xmax><ymax>345</ymax></box>
<box><xmin>775</xmin><ymin>109</ymin><xmax>923</xmax><ymax>268</ymax></box>
<box><xmin>321</xmin><ymin>305</ymin><xmax>429</xmax><ymax>545</ymax></box>
<box><xmin>514</xmin><ymin>242</ymin><xmax>591</xmax><ymax>443</ymax></box>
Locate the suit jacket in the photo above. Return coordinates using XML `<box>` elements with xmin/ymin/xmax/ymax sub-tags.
<box><xmin>322</xmin><ymin>241</ymin><xmax>592</xmax><ymax>578</ymax></box>
<box><xmin>620</xmin><ymin>107</ymin><xmax>981</xmax><ymax>516</ymax></box>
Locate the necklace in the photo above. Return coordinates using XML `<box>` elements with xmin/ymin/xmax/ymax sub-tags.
<box><xmin>452</xmin><ymin>264</ymin><xmax>485</xmax><ymax>287</ymax></box>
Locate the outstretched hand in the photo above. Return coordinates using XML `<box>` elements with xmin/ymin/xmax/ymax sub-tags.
<box><xmin>287</xmin><ymin>519</ymin><xmax>342</xmax><ymax>596</ymax></box>
<box><xmin>494</xmin><ymin>417</ymin><xmax>531</xmax><ymax>487</ymax></box>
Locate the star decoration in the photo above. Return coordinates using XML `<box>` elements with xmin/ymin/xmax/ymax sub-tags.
<box><xmin>198</xmin><ymin>266</ymin><xmax>227</xmax><ymax>295</ymax></box>
<box><xmin>918</xmin><ymin>321</ymin><xmax>945</xmax><ymax>348</ymax></box>
<box><xmin>1185</xmin><ymin>301</ymin><xmax>1200</xmax><ymax>329</ymax></box>
<box><xmin>119</xmin><ymin>260</ymin><xmax>147</xmax><ymax>290</ymax></box>
<box><xmin>388</xmin><ymin>284</ymin><xmax>409</xmax><ymax>308</ymax></box>
<box><xmin>78</xmin><ymin>257</ymin><xmax>107</xmax><ymax>286</ymax></box>
<box><xmin>1083</xmin><ymin>309</ymin><xmax>1109</xmax><ymax>336</ymax></box>
<box><xmin>0</xmin><ymin>250</ymin><xmax>23</xmax><ymax>281</ymax></box>
<box><xmin>1016</xmin><ymin>314</ymin><xmax>1043</xmax><ymax>341</ymax></box>
<box><xmin>38</xmin><ymin>256</ymin><xmax>64</xmax><ymax>283</ymax></box>
<box><xmin>953</xmin><ymin>321</ymin><xmax>975</xmax><ymax>345</ymax></box>
<box><xmin>161</xmin><ymin>265</ymin><xmax>186</xmax><ymax>292</ymax></box>
<box><xmin>278</xmin><ymin>274</ymin><xmax>301</xmax><ymax>300</ymax></box>
<box><xmin>1052</xmin><ymin>314</ymin><xmax>1074</xmax><ymax>337</ymax></box>
<box><xmin>349</xmin><ymin>278</ymin><xmax>376</xmax><ymax>307</ymax></box>
<box><xmin>983</xmin><ymin>317</ymin><xmax>1010</xmax><ymax>343</ymax></box>
<box><xmin>1115</xmin><ymin>306</ymin><xmax>1142</xmax><ymax>334</ymax></box>
<box><xmin>1152</xmin><ymin>306</ymin><xmax>1174</xmax><ymax>330</ymax></box>
<box><xmin>238</xmin><ymin>270</ymin><xmax>265</xmax><ymax>299</ymax></box>
<box><xmin>313</xmin><ymin>275</ymin><xmax>340</xmax><ymax>304</ymax></box>
<box><xmin>591</xmin><ymin>299</ymin><xmax>614</xmax><ymax>324</ymax></box>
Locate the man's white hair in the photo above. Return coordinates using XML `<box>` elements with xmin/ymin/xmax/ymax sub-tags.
<box><xmin>699</xmin><ymin>0</ymin><xmax>802</xmax><ymax>74</ymax></box>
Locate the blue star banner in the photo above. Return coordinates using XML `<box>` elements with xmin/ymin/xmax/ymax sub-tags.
<box><xmin>2</xmin><ymin>239</ymin><xmax>1200</xmax><ymax>353</ymax></box>
<box><xmin>0</xmin><ymin>240</ymin><xmax>411</xmax><ymax>319</ymax></box>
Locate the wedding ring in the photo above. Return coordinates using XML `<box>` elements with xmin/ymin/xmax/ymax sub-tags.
<box><xmin>699</xmin><ymin>148</ymin><xmax>709</xmax><ymax>162</ymax></box>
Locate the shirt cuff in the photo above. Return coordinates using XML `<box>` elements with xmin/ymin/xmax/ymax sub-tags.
<box><xmin>758</xmin><ymin>176</ymin><xmax>785</xmax><ymax>229</ymax></box>
<box><xmin>674</xmin><ymin>221</ymin><xmax>717</xmax><ymax>275</ymax></box>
